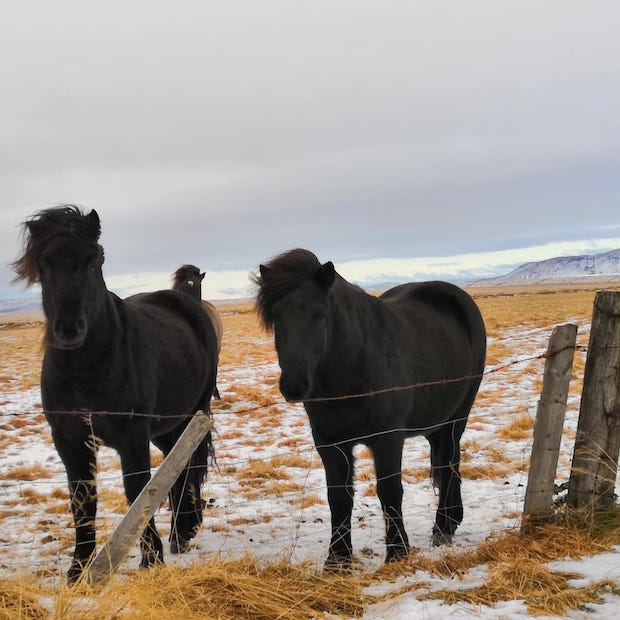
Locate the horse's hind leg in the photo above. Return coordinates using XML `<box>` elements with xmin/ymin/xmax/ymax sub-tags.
<box><xmin>316</xmin><ymin>442</ymin><xmax>355</xmax><ymax>568</ymax></box>
<box><xmin>428</xmin><ymin>416</ymin><xmax>468</xmax><ymax>545</ymax></box>
<box><xmin>153</xmin><ymin>426</ymin><xmax>209</xmax><ymax>555</ymax></box>
<box><xmin>371</xmin><ymin>435</ymin><xmax>409</xmax><ymax>562</ymax></box>
<box><xmin>118</xmin><ymin>438</ymin><xmax>163</xmax><ymax>568</ymax></box>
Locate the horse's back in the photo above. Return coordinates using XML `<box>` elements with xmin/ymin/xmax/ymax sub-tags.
<box><xmin>380</xmin><ymin>281</ymin><xmax>486</xmax><ymax>362</ymax></box>
<box><xmin>123</xmin><ymin>290</ymin><xmax>218</xmax><ymax>390</ymax></box>
<box><xmin>127</xmin><ymin>290</ymin><xmax>210</xmax><ymax>329</ymax></box>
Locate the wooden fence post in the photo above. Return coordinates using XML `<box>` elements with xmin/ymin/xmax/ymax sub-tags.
<box><xmin>522</xmin><ymin>323</ymin><xmax>577</xmax><ymax>527</ymax></box>
<box><xmin>568</xmin><ymin>290</ymin><xmax>620</xmax><ymax>511</ymax></box>
<box><xmin>85</xmin><ymin>410</ymin><xmax>214</xmax><ymax>585</ymax></box>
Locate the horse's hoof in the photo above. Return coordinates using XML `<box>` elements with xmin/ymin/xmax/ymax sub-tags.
<box><xmin>323</xmin><ymin>553</ymin><xmax>352</xmax><ymax>573</ymax></box>
<box><xmin>170</xmin><ymin>537</ymin><xmax>191</xmax><ymax>555</ymax></box>
<box><xmin>385</xmin><ymin>544</ymin><xmax>409</xmax><ymax>563</ymax></box>
<box><xmin>140</xmin><ymin>549</ymin><xmax>164</xmax><ymax>569</ymax></box>
<box><xmin>139</xmin><ymin>556</ymin><xmax>163</xmax><ymax>569</ymax></box>
<box><xmin>67</xmin><ymin>556</ymin><xmax>94</xmax><ymax>585</ymax></box>
<box><xmin>432</xmin><ymin>531</ymin><xmax>453</xmax><ymax>546</ymax></box>
<box><xmin>67</xmin><ymin>563</ymin><xmax>83</xmax><ymax>585</ymax></box>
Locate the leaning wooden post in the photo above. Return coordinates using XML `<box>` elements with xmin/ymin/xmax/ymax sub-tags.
<box><xmin>568</xmin><ymin>290</ymin><xmax>620</xmax><ymax>511</ymax></box>
<box><xmin>522</xmin><ymin>323</ymin><xmax>577</xmax><ymax>528</ymax></box>
<box><xmin>85</xmin><ymin>410</ymin><xmax>214</xmax><ymax>586</ymax></box>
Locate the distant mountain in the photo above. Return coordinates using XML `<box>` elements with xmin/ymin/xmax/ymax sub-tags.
<box><xmin>0</xmin><ymin>297</ymin><xmax>42</xmax><ymax>315</ymax></box>
<box><xmin>471</xmin><ymin>249</ymin><xmax>620</xmax><ymax>286</ymax></box>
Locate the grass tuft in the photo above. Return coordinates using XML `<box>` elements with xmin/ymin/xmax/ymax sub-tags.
<box><xmin>78</xmin><ymin>556</ymin><xmax>374</xmax><ymax>620</ymax></box>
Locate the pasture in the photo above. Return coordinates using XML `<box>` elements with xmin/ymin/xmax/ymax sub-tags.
<box><xmin>1</xmin><ymin>283</ymin><xmax>620</xmax><ymax>618</ymax></box>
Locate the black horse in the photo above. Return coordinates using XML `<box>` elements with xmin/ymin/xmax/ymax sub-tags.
<box><xmin>12</xmin><ymin>206</ymin><xmax>218</xmax><ymax>583</ymax></box>
<box><xmin>254</xmin><ymin>249</ymin><xmax>486</xmax><ymax>567</ymax></box>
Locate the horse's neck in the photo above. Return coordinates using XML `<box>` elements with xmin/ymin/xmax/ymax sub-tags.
<box><xmin>185</xmin><ymin>284</ymin><xmax>201</xmax><ymax>302</ymax></box>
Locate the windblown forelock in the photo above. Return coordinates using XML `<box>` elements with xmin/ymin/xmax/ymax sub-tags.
<box><xmin>11</xmin><ymin>205</ymin><xmax>101</xmax><ymax>287</ymax></box>
<box><xmin>253</xmin><ymin>249</ymin><xmax>321</xmax><ymax>331</ymax></box>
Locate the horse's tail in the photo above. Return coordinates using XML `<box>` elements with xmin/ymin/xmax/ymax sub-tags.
<box><xmin>185</xmin><ymin>416</ymin><xmax>213</xmax><ymax>531</ymax></box>
<box><xmin>169</xmin><ymin>411</ymin><xmax>214</xmax><ymax>554</ymax></box>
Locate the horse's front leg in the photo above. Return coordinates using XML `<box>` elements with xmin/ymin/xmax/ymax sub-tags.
<box><xmin>317</xmin><ymin>442</ymin><xmax>355</xmax><ymax>568</ymax></box>
<box><xmin>52</xmin><ymin>429</ymin><xmax>98</xmax><ymax>584</ymax></box>
<box><xmin>118</xmin><ymin>436</ymin><xmax>163</xmax><ymax>568</ymax></box>
<box><xmin>371</xmin><ymin>436</ymin><xmax>409</xmax><ymax>562</ymax></box>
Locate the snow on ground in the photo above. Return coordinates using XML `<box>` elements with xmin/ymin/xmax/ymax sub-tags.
<box><xmin>1</xmin><ymin>318</ymin><xmax>619</xmax><ymax>618</ymax></box>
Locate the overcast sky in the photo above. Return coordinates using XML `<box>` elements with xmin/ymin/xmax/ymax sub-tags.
<box><xmin>2</xmin><ymin>1</ymin><xmax>620</xmax><ymax>300</ymax></box>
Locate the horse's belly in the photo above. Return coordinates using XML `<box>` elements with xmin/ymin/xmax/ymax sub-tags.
<box><xmin>306</xmin><ymin>380</ymin><xmax>473</xmax><ymax>445</ymax></box>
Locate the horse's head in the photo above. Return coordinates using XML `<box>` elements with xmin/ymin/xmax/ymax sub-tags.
<box><xmin>13</xmin><ymin>206</ymin><xmax>105</xmax><ymax>350</ymax></box>
<box><xmin>172</xmin><ymin>264</ymin><xmax>204</xmax><ymax>301</ymax></box>
<box><xmin>255</xmin><ymin>250</ymin><xmax>335</xmax><ymax>401</ymax></box>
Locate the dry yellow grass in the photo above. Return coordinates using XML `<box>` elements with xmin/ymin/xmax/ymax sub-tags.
<box><xmin>484</xmin><ymin>340</ymin><xmax>514</xmax><ymax>366</ymax></box>
<box><xmin>296</xmin><ymin>493</ymin><xmax>325</xmax><ymax>509</ymax></box>
<box><xmin>471</xmin><ymin>285</ymin><xmax>613</xmax><ymax>336</ymax></box>
<box><xmin>374</xmin><ymin>507</ymin><xmax>620</xmax><ymax>617</ymax></box>
<box><xmin>269</xmin><ymin>454</ymin><xmax>314</xmax><ymax>469</ymax></box>
<box><xmin>235</xmin><ymin>459</ymin><xmax>291</xmax><ymax>483</ymax></box>
<box><xmin>496</xmin><ymin>412</ymin><xmax>535</xmax><ymax>441</ymax></box>
<box><xmin>402</xmin><ymin>467</ymin><xmax>431</xmax><ymax>483</ymax></box>
<box><xmin>420</xmin><ymin>560</ymin><xmax>618</xmax><ymax>616</ymax></box>
<box><xmin>98</xmin><ymin>488</ymin><xmax>129</xmax><ymax>513</ymax></box>
<box><xmin>63</xmin><ymin>555</ymin><xmax>373</xmax><ymax>620</ymax></box>
<box><xmin>0</xmin><ymin>577</ymin><xmax>47</xmax><ymax>620</ymax></box>
<box><xmin>0</xmin><ymin>323</ymin><xmax>44</xmax><ymax>394</ymax></box>
<box><xmin>0</xmin><ymin>464</ymin><xmax>54</xmax><ymax>481</ymax></box>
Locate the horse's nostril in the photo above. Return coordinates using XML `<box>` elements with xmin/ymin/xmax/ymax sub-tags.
<box><xmin>76</xmin><ymin>318</ymin><xmax>86</xmax><ymax>332</ymax></box>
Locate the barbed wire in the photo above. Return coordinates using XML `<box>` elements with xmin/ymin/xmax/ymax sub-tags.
<box><xmin>0</xmin><ymin>343</ymin><xmax>590</xmax><ymax>421</ymax></box>
<box><xmin>0</xmin><ymin>392</ymin><xmax>560</xmax><ymax>492</ymax></box>
<box><xmin>0</xmin><ymin>335</ymin><xmax>587</xmax><ymax>492</ymax></box>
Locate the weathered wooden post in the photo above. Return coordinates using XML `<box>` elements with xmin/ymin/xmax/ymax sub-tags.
<box><xmin>85</xmin><ymin>410</ymin><xmax>214</xmax><ymax>585</ymax></box>
<box><xmin>568</xmin><ymin>290</ymin><xmax>620</xmax><ymax>511</ymax></box>
<box><xmin>522</xmin><ymin>323</ymin><xmax>577</xmax><ymax>527</ymax></box>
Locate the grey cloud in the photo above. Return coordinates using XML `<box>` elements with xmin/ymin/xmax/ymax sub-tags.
<box><xmin>2</xmin><ymin>1</ymin><xmax>620</xmax><ymax>297</ymax></box>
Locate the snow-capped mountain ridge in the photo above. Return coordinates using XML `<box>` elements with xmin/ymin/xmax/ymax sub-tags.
<box><xmin>472</xmin><ymin>249</ymin><xmax>620</xmax><ymax>286</ymax></box>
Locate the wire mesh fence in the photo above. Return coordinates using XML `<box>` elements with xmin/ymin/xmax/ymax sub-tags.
<box><xmin>1</xmin><ymin>320</ymin><xmax>601</xmax><ymax>580</ymax></box>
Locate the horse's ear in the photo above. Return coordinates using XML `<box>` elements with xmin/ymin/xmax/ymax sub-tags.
<box><xmin>86</xmin><ymin>210</ymin><xmax>101</xmax><ymax>241</ymax></box>
<box><xmin>316</xmin><ymin>261</ymin><xmax>335</xmax><ymax>290</ymax></box>
<box><xmin>259</xmin><ymin>264</ymin><xmax>270</xmax><ymax>280</ymax></box>
<box><xmin>200</xmin><ymin>272</ymin><xmax>205</xmax><ymax>281</ymax></box>
<box><xmin>26</xmin><ymin>219</ymin><xmax>43</xmax><ymax>237</ymax></box>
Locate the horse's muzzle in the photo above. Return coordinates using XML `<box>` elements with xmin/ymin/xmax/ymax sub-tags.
<box><xmin>50</xmin><ymin>317</ymin><xmax>87</xmax><ymax>349</ymax></box>
<box><xmin>279</xmin><ymin>372</ymin><xmax>311</xmax><ymax>402</ymax></box>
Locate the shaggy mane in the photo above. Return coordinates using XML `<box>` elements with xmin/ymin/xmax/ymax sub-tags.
<box><xmin>253</xmin><ymin>248</ymin><xmax>321</xmax><ymax>331</ymax></box>
<box><xmin>11</xmin><ymin>205</ymin><xmax>102</xmax><ymax>287</ymax></box>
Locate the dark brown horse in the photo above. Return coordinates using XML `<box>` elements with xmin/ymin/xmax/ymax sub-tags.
<box><xmin>172</xmin><ymin>264</ymin><xmax>223</xmax><ymax>399</ymax></box>
<box><xmin>12</xmin><ymin>206</ymin><xmax>218</xmax><ymax>583</ymax></box>
<box><xmin>172</xmin><ymin>264</ymin><xmax>223</xmax><ymax>352</ymax></box>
